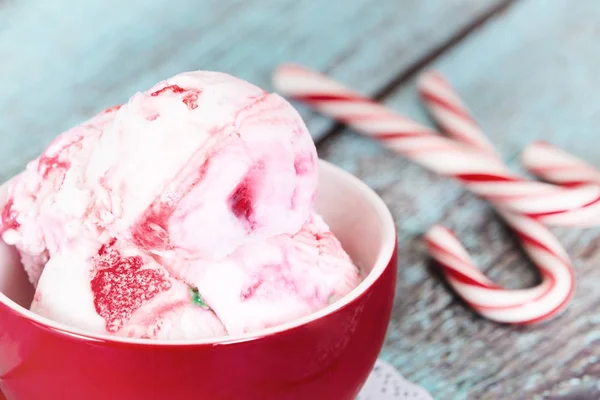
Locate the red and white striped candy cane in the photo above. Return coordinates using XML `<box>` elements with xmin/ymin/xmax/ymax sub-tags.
<box><xmin>273</xmin><ymin>64</ymin><xmax>600</xmax><ymax>225</ymax></box>
<box><xmin>417</xmin><ymin>70</ymin><xmax>499</xmax><ymax>160</ymax></box>
<box><xmin>417</xmin><ymin>71</ymin><xmax>600</xmax><ymax>228</ymax></box>
<box><xmin>274</xmin><ymin>64</ymin><xmax>576</xmax><ymax>324</ymax></box>
<box><xmin>520</xmin><ymin>141</ymin><xmax>600</xmax><ymax>226</ymax></box>
<box><xmin>416</xmin><ymin>72</ymin><xmax>575</xmax><ymax>323</ymax></box>
<box><xmin>424</xmin><ymin>210</ymin><xmax>574</xmax><ymax>324</ymax></box>
<box><xmin>522</xmin><ymin>141</ymin><xmax>600</xmax><ymax>187</ymax></box>
<box><xmin>416</xmin><ymin>70</ymin><xmax>600</xmax><ymax>227</ymax></box>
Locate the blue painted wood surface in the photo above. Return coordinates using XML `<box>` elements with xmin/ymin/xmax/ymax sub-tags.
<box><xmin>3</xmin><ymin>0</ymin><xmax>600</xmax><ymax>398</ymax></box>
<box><xmin>320</xmin><ymin>0</ymin><xmax>600</xmax><ymax>398</ymax></box>
<box><xmin>0</xmin><ymin>0</ymin><xmax>502</xmax><ymax>181</ymax></box>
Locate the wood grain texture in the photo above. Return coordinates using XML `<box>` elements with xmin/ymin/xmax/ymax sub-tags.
<box><xmin>0</xmin><ymin>0</ymin><xmax>504</xmax><ymax>182</ymax></box>
<box><xmin>319</xmin><ymin>0</ymin><xmax>600</xmax><ymax>398</ymax></box>
<box><xmin>3</xmin><ymin>0</ymin><xmax>600</xmax><ymax>398</ymax></box>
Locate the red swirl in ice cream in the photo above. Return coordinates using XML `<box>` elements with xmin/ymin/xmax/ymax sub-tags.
<box><xmin>0</xmin><ymin>71</ymin><xmax>360</xmax><ymax>339</ymax></box>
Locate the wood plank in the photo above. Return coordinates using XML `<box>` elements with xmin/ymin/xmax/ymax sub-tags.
<box><xmin>0</xmin><ymin>0</ymin><xmax>506</xmax><ymax>181</ymax></box>
<box><xmin>318</xmin><ymin>0</ymin><xmax>600</xmax><ymax>398</ymax></box>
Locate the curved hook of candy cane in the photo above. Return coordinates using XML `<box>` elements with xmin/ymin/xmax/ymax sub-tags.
<box><xmin>273</xmin><ymin>64</ymin><xmax>600</xmax><ymax>224</ymax></box>
<box><xmin>424</xmin><ymin>210</ymin><xmax>575</xmax><ymax>324</ymax></box>
<box><xmin>417</xmin><ymin>70</ymin><xmax>500</xmax><ymax>161</ymax></box>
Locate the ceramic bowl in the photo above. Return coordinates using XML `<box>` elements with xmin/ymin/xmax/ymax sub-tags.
<box><xmin>0</xmin><ymin>160</ymin><xmax>397</xmax><ymax>400</ymax></box>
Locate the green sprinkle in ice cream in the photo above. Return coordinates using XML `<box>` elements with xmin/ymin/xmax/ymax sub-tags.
<box><xmin>190</xmin><ymin>287</ymin><xmax>209</xmax><ymax>309</ymax></box>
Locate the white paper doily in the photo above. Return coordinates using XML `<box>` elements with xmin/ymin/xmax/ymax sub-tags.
<box><xmin>357</xmin><ymin>359</ymin><xmax>432</xmax><ymax>400</ymax></box>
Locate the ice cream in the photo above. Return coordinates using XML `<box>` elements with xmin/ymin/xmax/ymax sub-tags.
<box><xmin>1</xmin><ymin>108</ymin><xmax>117</xmax><ymax>287</ymax></box>
<box><xmin>0</xmin><ymin>71</ymin><xmax>361</xmax><ymax>339</ymax></box>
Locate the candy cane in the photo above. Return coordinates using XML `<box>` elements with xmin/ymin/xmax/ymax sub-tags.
<box><xmin>416</xmin><ymin>73</ymin><xmax>575</xmax><ymax>322</ymax></box>
<box><xmin>417</xmin><ymin>70</ymin><xmax>499</xmax><ymax>160</ymax></box>
<box><xmin>273</xmin><ymin>64</ymin><xmax>576</xmax><ymax>324</ymax></box>
<box><xmin>416</xmin><ymin>72</ymin><xmax>600</xmax><ymax>229</ymax></box>
<box><xmin>518</xmin><ymin>141</ymin><xmax>600</xmax><ymax>226</ymax></box>
<box><xmin>424</xmin><ymin>210</ymin><xmax>574</xmax><ymax>324</ymax></box>
<box><xmin>273</xmin><ymin>64</ymin><xmax>600</xmax><ymax>225</ymax></box>
<box><xmin>522</xmin><ymin>141</ymin><xmax>600</xmax><ymax>187</ymax></box>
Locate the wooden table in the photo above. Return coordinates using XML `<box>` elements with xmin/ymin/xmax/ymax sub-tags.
<box><xmin>2</xmin><ymin>0</ymin><xmax>600</xmax><ymax>398</ymax></box>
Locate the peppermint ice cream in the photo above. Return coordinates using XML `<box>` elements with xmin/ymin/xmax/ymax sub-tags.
<box><xmin>0</xmin><ymin>71</ymin><xmax>361</xmax><ymax>339</ymax></box>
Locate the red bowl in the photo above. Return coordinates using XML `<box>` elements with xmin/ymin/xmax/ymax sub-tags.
<box><xmin>0</xmin><ymin>160</ymin><xmax>397</xmax><ymax>400</ymax></box>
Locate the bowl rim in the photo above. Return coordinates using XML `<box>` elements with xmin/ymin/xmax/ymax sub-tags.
<box><xmin>0</xmin><ymin>160</ymin><xmax>396</xmax><ymax>347</ymax></box>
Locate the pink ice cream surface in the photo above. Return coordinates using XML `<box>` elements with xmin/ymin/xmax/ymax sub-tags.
<box><xmin>1</xmin><ymin>107</ymin><xmax>119</xmax><ymax>286</ymax></box>
<box><xmin>0</xmin><ymin>71</ymin><xmax>361</xmax><ymax>339</ymax></box>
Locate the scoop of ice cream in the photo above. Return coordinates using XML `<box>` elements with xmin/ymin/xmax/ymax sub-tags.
<box><xmin>172</xmin><ymin>214</ymin><xmax>361</xmax><ymax>334</ymax></box>
<box><xmin>31</xmin><ymin>237</ymin><xmax>226</xmax><ymax>339</ymax></box>
<box><xmin>1</xmin><ymin>107</ymin><xmax>119</xmax><ymax>286</ymax></box>
<box><xmin>30</xmin><ymin>216</ymin><xmax>359</xmax><ymax>339</ymax></box>
<box><xmin>2</xmin><ymin>71</ymin><xmax>318</xmax><ymax>285</ymax></box>
<box><xmin>0</xmin><ymin>70</ymin><xmax>359</xmax><ymax>340</ymax></box>
<box><xmin>86</xmin><ymin>71</ymin><xmax>318</xmax><ymax>260</ymax></box>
